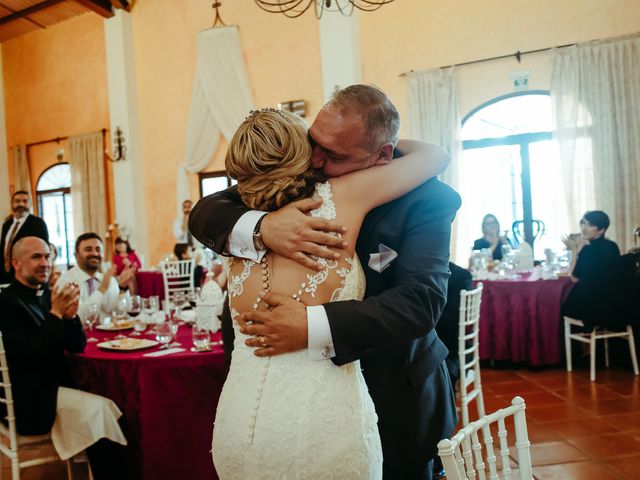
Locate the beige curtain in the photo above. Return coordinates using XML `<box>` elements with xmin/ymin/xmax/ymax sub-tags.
<box><xmin>12</xmin><ymin>145</ymin><xmax>31</xmax><ymax>194</ymax></box>
<box><xmin>69</xmin><ymin>132</ymin><xmax>107</xmax><ymax>238</ymax></box>
<box><xmin>552</xmin><ymin>35</ymin><xmax>640</xmax><ymax>252</ymax></box>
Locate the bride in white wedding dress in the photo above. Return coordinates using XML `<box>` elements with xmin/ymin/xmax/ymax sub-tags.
<box><xmin>211</xmin><ymin>108</ymin><xmax>449</xmax><ymax>479</ymax></box>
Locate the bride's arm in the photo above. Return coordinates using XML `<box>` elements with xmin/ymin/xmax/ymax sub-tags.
<box><xmin>331</xmin><ymin>140</ymin><xmax>450</xmax><ymax>216</ymax></box>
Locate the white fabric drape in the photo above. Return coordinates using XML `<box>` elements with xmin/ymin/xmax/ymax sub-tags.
<box><xmin>12</xmin><ymin>145</ymin><xmax>31</xmax><ymax>194</ymax></box>
<box><xmin>69</xmin><ymin>132</ymin><xmax>107</xmax><ymax>237</ymax></box>
<box><xmin>406</xmin><ymin>68</ymin><xmax>462</xmax><ymax>258</ymax></box>
<box><xmin>177</xmin><ymin>26</ymin><xmax>255</xmax><ymax>210</ymax></box>
<box><xmin>552</xmin><ymin>35</ymin><xmax>640</xmax><ymax>251</ymax></box>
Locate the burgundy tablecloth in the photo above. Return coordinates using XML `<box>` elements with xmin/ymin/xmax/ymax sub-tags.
<box><xmin>68</xmin><ymin>326</ymin><xmax>227</xmax><ymax>480</ymax></box>
<box><xmin>475</xmin><ymin>274</ymin><xmax>573</xmax><ymax>365</ymax></box>
<box><xmin>135</xmin><ymin>271</ymin><xmax>166</xmax><ymax>300</ymax></box>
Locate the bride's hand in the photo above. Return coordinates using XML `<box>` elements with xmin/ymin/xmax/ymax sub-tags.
<box><xmin>239</xmin><ymin>292</ymin><xmax>308</xmax><ymax>356</ymax></box>
<box><xmin>261</xmin><ymin>198</ymin><xmax>347</xmax><ymax>271</ymax></box>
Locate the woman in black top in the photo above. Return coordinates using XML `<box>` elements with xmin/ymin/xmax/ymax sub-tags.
<box><xmin>561</xmin><ymin>210</ymin><xmax>620</xmax><ymax>328</ymax></box>
<box><xmin>472</xmin><ymin>214</ymin><xmax>511</xmax><ymax>261</ymax></box>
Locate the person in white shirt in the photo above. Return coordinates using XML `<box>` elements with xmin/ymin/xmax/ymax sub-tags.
<box><xmin>57</xmin><ymin>233</ymin><xmax>135</xmax><ymax>319</ymax></box>
<box><xmin>173</xmin><ymin>200</ymin><xmax>194</xmax><ymax>244</ymax></box>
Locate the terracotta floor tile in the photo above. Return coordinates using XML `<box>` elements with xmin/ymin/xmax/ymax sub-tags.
<box><xmin>529</xmin><ymin>440</ymin><xmax>589</xmax><ymax>466</ymax></box>
<box><xmin>485</xmin><ymin>380</ymin><xmax>548</xmax><ymax>396</ymax></box>
<box><xmin>547</xmin><ymin>417</ymin><xmax>622</xmax><ymax>439</ymax></box>
<box><xmin>526</xmin><ymin>403</ymin><xmax>593</xmax><ymax>423</ymax></box>
<box><xmin>577</xmin><ymin>397</ymin><xmax>640</xmax><ymax>416</ymax></box>
<box><xmin>567</xmin><ymin>432</ymin><xmax>640</xmax><ymax>458</ymax></box>
<box><xmin>606</xmin><ymin>453</ymin><xmax>640</xmax><ymax>478</ymax></box>
<box><xmin>533</xmin><ymin>460</ymin><xmax>619</xmax><ymax>480</ymax></box>
<box><xmin>552</xmin><ymin>384</ymin><xmax>623</xmax><ymax>403</ymax></box>
<box><xmin>498</xmin><ymin>390</ymin><xmax>566</xmax><ymax>407</ymax></box>
<box><xmin>602</xmin><ymin>412</ymin><xmax>640</xmax><ymax>430</ymax></box>
<box><xmin>600</xmin><ymin>379</ymin><xmax>640</xmax><ymax>397</ymax></box>
<box><xmin>477</xmin><ymin>368</ymin><xmax>522</xmax><ymax>383</ymax></box>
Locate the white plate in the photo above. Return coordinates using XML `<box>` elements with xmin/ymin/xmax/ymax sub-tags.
<box><xmin>97</xmin><ymin>338</ymin><xmax>159</xmax><ymax>351</ymax></box>
<box><xmin>96</xmin><ymin>322</ymin><xmax>134</xmax><ymax>331</ymax></box>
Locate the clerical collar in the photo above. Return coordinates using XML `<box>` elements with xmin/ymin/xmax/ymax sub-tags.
<box><xmin>11</xmin><ymin>279</ymin><xmax>46</xmax><ymax>299</ymax></box>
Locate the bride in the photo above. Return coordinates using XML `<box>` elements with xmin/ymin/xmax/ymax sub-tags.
<box><xmin>212</xmin><ymin>108</ymin><xmax>449</xmax><ymax>479</ymax></box>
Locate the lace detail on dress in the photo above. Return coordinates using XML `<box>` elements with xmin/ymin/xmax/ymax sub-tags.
<box><xmin>228</xmin><ymin>259</ymin><xmax>253</xmax><ymax>298</ymax></box>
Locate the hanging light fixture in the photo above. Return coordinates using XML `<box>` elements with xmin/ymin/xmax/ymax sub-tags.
<box><xmin>254</xmin><ymin>0</ymin><xmax>394</xmax><ymax>18</ymax></box>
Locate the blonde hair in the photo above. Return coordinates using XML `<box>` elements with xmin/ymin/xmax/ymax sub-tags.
<box><xmin>226</xmin><ymin>109</ymin><xmax>318</xmax><ymax>211</ymax></box>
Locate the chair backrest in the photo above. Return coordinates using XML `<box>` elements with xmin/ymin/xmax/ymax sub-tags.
<box><xmin>512</xmin><ymin>219</ymin><xmax>545</xmax><ymax>245</ymax></box>
<box><xmin>438</xmin><ymin>396</ymin><xmax>532</xmax><ymax>480</ymax></box>
<box><xmin>160</xmin><ymin>259</ymin><xmax>195</xmax><ymax>303</ymax></box>
<box><xmin>458</xmin><ymin>283</ymin><xmax>484</xmax><ymax>386</ymax></box>
<box><xmin>0</xmin><ymin>332</ymin><xmax>20</xmax><ymax>455</ymax></box>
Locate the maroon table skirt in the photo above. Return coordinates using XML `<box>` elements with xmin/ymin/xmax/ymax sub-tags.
<box><xmin>68</xmin><ymin>326</ymin><xmax>227</xmax><ymax>480</ymax></box>
<box><xmin>135</xmin><ymin>271</ymin><xmax>166</xmax><ymax>300</ymax></box>
<box><xmin>474</xmin><ymin>275</ymin><xmax>573</xmax><ymax>365</ymax></box>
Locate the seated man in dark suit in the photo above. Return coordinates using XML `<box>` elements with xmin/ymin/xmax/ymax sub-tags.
<box><xmin>1</xmin><ymin>190</ymin><xmax>49</xmax><ymax>284</ymax></box>
<box><xmin>0</xmin><ymin>237</ymin><xmax>128</xmax><ymax>480</ymax></box>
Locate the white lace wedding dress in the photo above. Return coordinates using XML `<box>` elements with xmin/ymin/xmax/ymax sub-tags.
<box><xmin>212</xmin><ymin>182</ymin><xmax>382</xmax><ymax>480</ymax></box>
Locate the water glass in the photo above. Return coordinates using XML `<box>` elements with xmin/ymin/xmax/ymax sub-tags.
<box><xmin>84</xmin><ymin>303</ymin><xmax>100</xmax><ymax>342</ymax></box>
<box><xmin>501</xmin><ymin>244</ymin><xmax>512</xmax><ymax>258</ymax></box>
<box><xmin>143</xmin><ymin>296</ymin><xmax>159</xmax><ymax>317</ymax></box>
<box><xmin>192</xmin><ymin>324</ymin><xmax>211</xmax><ymax>351</ymax></box>
<box><xmin>155</xmin><ymin>322</ymin><xmax>174</xmax><ymax>349</ymax></box>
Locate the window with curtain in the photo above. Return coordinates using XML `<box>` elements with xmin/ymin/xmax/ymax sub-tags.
<box><xmin>199</xmin><ymin>171</ymin><xmax>236</xmax><ymax>198</ymax></box>
<box><xmin>455</xmin><ymin>91</ymin><xmax>570</xmax><ymax>264</ymax></box>
<box><xmin>36</xmin><ymin>163</ymin><xmax>74</xmax><ymax>268</ymax></box>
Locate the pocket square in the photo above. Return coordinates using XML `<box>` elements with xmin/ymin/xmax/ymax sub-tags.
<box><xmin>368</xmin><ymin>243</ymin><xmax>398</xmax><ymax>273</ymax></box>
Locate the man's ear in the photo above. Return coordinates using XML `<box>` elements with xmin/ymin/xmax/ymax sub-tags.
<box><xmin>374</xmin><ymin>143</ymin><xmax>394</xmax><ymax>165</ymax></box>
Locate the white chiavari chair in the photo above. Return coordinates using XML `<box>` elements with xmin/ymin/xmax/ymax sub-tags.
<box><xmin>160</xmin><ymin>259</ymin><xmax>195</xmax><ymax>306</ymax></box>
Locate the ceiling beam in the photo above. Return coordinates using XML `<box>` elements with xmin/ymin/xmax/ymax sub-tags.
<box><xmin>0</xmin><ymin>1</ymin><xmax>46</xmax><ymax>28</ymax></box>
<box><xmin>0</xmin><ymin>0</ymin><xmax>65</xmax><ymax>27</ymax></box>
<box><xmin>74</xmin><ymin>0</ymin><xmax>114</xmax><ymax>18</ymax></box>
<box><xmin>111</xmin><ymin>0</ymin><xmax>130</xmax><ymax>11</ymax></box>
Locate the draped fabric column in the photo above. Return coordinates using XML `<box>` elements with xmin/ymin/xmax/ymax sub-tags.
<box><xmin>12</xmin><ymin>145</ymin><xmax>31</xmax><ymax>194</ymax></box>
<box><xmin>69</xmin><ymin>132</ymin><xmax>107</xmax><ymax>238</ymax></box>
<box><xmin>406</xmin><ymin>67</ymin><xmax>462</xmax><ymax>258</ymax></box>
<box><xmin>552</xmin><ymin>35</ymin><xmax>640</xmax><ymax>251</ymax></box>
<box><xmin>177</xmin><ymin>26</ymin><xmax>255</xmax><ymax>210</ymax></box>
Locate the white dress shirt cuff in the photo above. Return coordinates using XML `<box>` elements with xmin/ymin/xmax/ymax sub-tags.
<box><xmin>307</xmin><ymin>305</ymin><xmax>335</xmax><ymax>361</ymax></box>
<box><xmin>228</xmin><ymin>211</ymin><xmax>268</xmax><ymax>261</ymax></box>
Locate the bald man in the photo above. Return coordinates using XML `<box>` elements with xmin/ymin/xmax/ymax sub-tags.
<box><xmin>0</xmin><ymin>237</ymin><xmax>128</xmax><ymax>480</ymax></box>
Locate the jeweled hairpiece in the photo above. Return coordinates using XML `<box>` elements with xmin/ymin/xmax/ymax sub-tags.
<box><xmin>245</xmin><ymin>107</ymin><xmax>286</xmax><ymax>121</ymax></box>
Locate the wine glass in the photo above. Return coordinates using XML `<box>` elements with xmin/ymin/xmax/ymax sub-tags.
<box><xmin>173</xmin><ymin>291</ymin><xmax>186</xmax><ymax>310</ymax></box>
<box><xmin>143</xmin><ymin>296</ymin><xmax>159</xmax><ymax>321</ymax></box>
<box><xmin>129</xmin><ymin>295</ymin><xmax>144</xmax><ymax>336</ymax></box>
<box><xmin>155</xmin><ymin>321</ymin><xmax>173</xmax><ymax>349</ymax></box>
<box><xmin>168</xmin><ymin>307</ymin><xmax>182</xmax><ymax>347</ymax></box>
<box><xmin>112</xmin><ymin>295</ymin><xmax>130</xmax><ymax>339</ymax></box>
<box><xmin>84</xmin><ymin>303</ymin><xmax>100</xmax><ymax>342</ymax></box>
<box><xmin>191</xmin><ymin>323</ymin><xmax>211</xmax><ymax>352</ymax></box>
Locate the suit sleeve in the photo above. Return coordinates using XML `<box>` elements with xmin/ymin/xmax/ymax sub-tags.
<box><xmin>34</xmin><ymin>216</ymin><xmax>49</xmax><ymax>243</ymax></box>
<box><xmin>324</xmin><ymin>185</ymin><xmax>461</xmax><ymax>366</ymax></box>
<box><xmin>188</xmin><ymin>186</ymin><xmax>249</xmax><ymax>254</ymax></box>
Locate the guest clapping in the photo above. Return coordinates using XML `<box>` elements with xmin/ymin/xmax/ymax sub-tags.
<box><xmin>113</xmin><ymin>237</ymin><xmax>142</xmax><ymax>275</ymax></box>
<box><xmin>472</xmin><ymin>214</ymin><xmax>511</xmax><ymax>260</ymax></box>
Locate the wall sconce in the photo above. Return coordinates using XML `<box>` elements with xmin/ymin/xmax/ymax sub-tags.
<box><xmin>56</xmin><ymin>148</ymin><xmax>64</xmax><ymax>162</ymax></box>
<box><xmin>277</xmin><ymin>100</ymin><xmax>307</xmax><ymax>118</ymax></box>
<box><xmin>107</xmin><ymin>127</ymin><xmax>127</xmax><ymax>162</ymax></box>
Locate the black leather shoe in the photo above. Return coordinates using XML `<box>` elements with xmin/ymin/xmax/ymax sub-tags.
<box><xmin>432</xmin><ymin>467</ymin><xmax>446</xmax><ymax>479</ymax></box>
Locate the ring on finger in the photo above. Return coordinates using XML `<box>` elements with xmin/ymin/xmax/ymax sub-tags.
<box><xmin>259</xmin><ymin>335</ymin><xmax>267</xmax><ymax>347</ymax></box>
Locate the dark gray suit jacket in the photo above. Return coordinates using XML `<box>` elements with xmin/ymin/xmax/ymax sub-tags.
<box><xmin>0</xmin><ymin>214</ymin><xmax>49</xmax><ymax>284</ymax></box>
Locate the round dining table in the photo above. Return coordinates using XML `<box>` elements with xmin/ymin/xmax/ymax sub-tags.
<box><xmin>68</xmin><ymin>324</ymin><xmax>227</xmax><ymax>480</ymax></box>
<box><xmin>474</xmin><ymin>271</ymin><xmax>574</xmax><ymax>365</ymax></box>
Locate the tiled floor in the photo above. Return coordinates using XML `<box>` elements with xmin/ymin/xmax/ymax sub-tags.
<box><xmin>461</xmin><ymin>364</ymin><xmax>640</xmax><ymax>479</ymax></box>
<box><xmin>4</xmin><ymin>363</ymin><xmax>639</xmax><ymax>479</ymax></box>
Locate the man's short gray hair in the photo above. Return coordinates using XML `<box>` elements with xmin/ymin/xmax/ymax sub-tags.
<box><xmin>326</xmin><ymin>84</ymin><xmax>400</xmax><ymax>150</ymax></box>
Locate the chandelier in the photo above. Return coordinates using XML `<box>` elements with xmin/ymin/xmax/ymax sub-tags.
<box><xmin>254</xmin><ymin>0</ymin><xmax>395</xmax><ymax>18</ymax></box>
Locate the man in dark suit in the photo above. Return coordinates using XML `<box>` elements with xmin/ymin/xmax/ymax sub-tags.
<box><xmin>1</xmin><ymin>190</ymin><xmax>49</xmax><ymax>284</ymax></box>
<box><xmin>0</xmin><ymin>236</ymin><xmax>127</xmax><ymax>480</ymax></box>
<box><xmin>190</xmin><ymin>84</ymin><xmax>460</xmax><ymax>479</ymax></box>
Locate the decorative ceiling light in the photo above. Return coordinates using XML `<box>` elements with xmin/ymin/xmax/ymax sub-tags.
<box><xmin>254</xmin><ymin>0</ymin><xmax>394</xmax><ymax>18</ymax></box>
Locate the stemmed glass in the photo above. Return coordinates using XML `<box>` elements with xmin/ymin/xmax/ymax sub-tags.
<box><xmin>143</xmin><ymin>296</ymin><xmax>159</xmax><ymax>322</ymax></box>
<box><xmin>167</xmin><ymin>307</ymin><xmax>182</xmax><ymax>347</ymax></box>
<box><xmin>84</xmin><ymin>303</ymin><xmax>100</xmax><ymax>342</ymax></box>
<box><xmin>129</xmin><ymin>295</ymin><xmax>145</xmax><ymax>336</ymax></box>
<box><xmin>172</xmin><ymin>291</ymin><xmax>186</xmax><ymax>310</ymax></box>
<box><xmin>112</xmin><ymin>295</ymin><xmax>130</xmax><ymax>340</ymax></box>
<box><xmin>155</xmin><ymin>321</ymin><xmax>174</xmax><ymax>350</ymax></box>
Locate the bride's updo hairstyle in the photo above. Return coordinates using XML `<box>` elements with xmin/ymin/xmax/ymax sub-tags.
<box><xmin>226</xmin><ymin>108</ymin><xmax>318</xmax><ymax>212</ymax></box>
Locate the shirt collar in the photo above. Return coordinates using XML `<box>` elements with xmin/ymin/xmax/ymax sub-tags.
<box><xmin>72</xmin><ymin>267</ymin><xmax>103</xmax><ymax>283</ymax></box>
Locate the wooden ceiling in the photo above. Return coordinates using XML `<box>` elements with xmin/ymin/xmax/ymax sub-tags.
<box><xmin>0</xmin><ymin>0</ymin><xmax>130</xmax><ymax>43</ymax></box>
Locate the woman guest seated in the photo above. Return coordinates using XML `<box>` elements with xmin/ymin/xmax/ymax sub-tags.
<box><xmin>561</xmin><ymin>210</ymin><xmax>620</xmax><ymax>329</ymax></box>
<box><xmin>174</xmin><ymin>243</ymin><xmax>204</xmax><ymax>288</ymax></box>
<box><xmin>472</xmin><ymin>214</ymin><xmax>511</xmax><ymax>261</ymax></box>
<box><xmin>113</xmin><ymin>237</ymin><xmax>141</xmax><ymax>293</ymax></box>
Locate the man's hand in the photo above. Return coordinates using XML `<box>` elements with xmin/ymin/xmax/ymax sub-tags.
<box><xmin>261</xmin><ymin>198</ymin><xmax>347</xmax><ymax>271</ymax></box>
<box><xmin>239</xmin><ymin>292</ymin><xmax>308</xmax><ymax>357</ymax></box>
<box><xmin>117</xmin><ymin>264</ymin><xmax>136</xmax><ymax>288</ymax></box>
<box><xmin>99</xmin><ymin>265</ymin><xmax>116</xmax><ymax>293</ymax></box>
<box><xmin>51</xmin><ymin>283</ymin><xmax>80</xmax><ymax>319</ymax></box>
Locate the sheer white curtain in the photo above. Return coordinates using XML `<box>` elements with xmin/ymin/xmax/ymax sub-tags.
<box><xmin>552</xmin><ymin>35</ymin><xmax>640</xmax><ymax>251</ymax></box>
<box><xmin>177</xmin><ymin>26</ymin><xmax>255</xmax><ymax>211</ymax></box>
<box><xmin>406</xmin><ymin>67</ymin><xmax>462</xmax><ymax>259</ymax></box>
<box><xmin>12</xmin><ymin>145</ymin><xmax>31</xmax><ymax>194</ymax></box>
<box><xmin>69</xmin><ymin>132</ymin><xmax>107</xmax><ymax>237</ymax></box>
